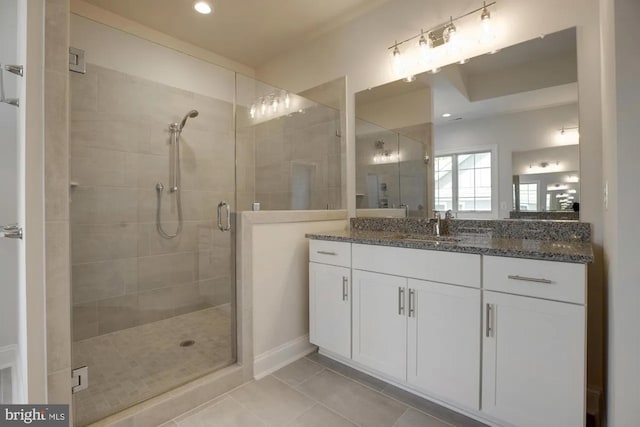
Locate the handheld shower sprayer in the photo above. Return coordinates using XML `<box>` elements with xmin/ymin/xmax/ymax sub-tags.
<box><xmin>156</xmin><ymin>109</ymin><xmax>199</xmax><ymax>239</ymax></box>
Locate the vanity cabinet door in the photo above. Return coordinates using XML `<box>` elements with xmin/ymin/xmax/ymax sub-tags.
<box><xmin>352</xmin><ymin>270</ymin><xmax>407</xmax><ymax>381</ymax></box>
<box><xmin>482</xmin><ymin>291</ymin><xmax>585</xmax><ymax>427</ymax></box>
<box><xmin>309</xmin><ymin>262</ymin><xmax>351</xmax><ymax>359</ymax></box>
<box><xmin>407</xmin><ymin>279</ymin><xmax>481</xmax><ymax>410</ymax></box>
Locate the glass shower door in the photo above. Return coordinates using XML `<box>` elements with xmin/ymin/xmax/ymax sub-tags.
<box><xmin>0</xmin><ymin>0</ymin><xmax>24</xmax><ymax>404</ymax></box>
<box><xmin>69</xmin><ymin>57</ymin><xmax>237</xmax><ymax>425</ymax></box>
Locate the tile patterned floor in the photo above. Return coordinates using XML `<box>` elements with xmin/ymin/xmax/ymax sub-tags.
<box><xmin>159</xmin><ymin>352</ymin><xmax>489</xmax><ymax>427</ymax></box>
<box><xmin>73</xmin><ymin>306</ymin><xmax>234</xmax><ymax>426</ymax></box>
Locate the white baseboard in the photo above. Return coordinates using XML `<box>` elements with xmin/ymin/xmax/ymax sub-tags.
<box><xmin>253</xmin><ymin>335</ymin><xmax>317</xmax><ymax>380</ymax></box>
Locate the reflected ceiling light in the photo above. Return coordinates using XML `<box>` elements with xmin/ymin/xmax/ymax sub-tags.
<box><xmin>568</xmin><ymin>189</ymin><xmax>577</xmax><ymax>194</ymax></box>
<box><xmin>193</xmin><ymin>1</ymin><xmax>212</xmax><ymax>14</ymax></box>
<box><xmin>404</xmin><ymin>75</ymin><xmax>416</xmax><ymax>82</ymax></box>
<box><xmin>566</xmin><ymin>175</ymin><xmax>580</xmax><ymax>183</ymax></box>
<box><xmin>442</xmin><ymin>113</ymin><xmax>452</xmax><ymax>118</ymax></box>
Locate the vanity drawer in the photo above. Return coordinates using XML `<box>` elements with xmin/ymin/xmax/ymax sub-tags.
<box><xmin>483</xmin><ymin>256</ymin><xmax>586</xmax><ymax>304</ymax></box>
<box><xmin>309</xmin><ymin>240</ymin><xmax>351</xmax><ymax>267</ymax></box>
<box><xmin>352</xmin><ymin>243</ymin><xmax>481</xmax><ymax>288</ymax></box>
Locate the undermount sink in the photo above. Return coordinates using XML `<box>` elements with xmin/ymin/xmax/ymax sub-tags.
<box><xmin>400</xmin><ymin>234</ymin><xmax>461</xmax><ymax>244</ymax></box>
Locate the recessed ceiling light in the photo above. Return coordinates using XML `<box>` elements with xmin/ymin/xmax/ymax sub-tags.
<box><xmin>442</xmin><ymin>113</ymin><xmax>452</xmax><ymax>118</ymax></box>
<box><xmin>194</xmin><ymin>1</ymin><xmax>213</xmax><ymax>14</ymax></box>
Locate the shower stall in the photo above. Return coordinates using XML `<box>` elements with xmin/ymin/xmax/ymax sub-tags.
<box><xmin>69</xmin><ymin>16</ymin><xmax>343</xmax><ymax>425</ymax></box>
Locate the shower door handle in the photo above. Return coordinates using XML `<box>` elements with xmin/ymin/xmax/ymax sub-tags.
<box><xmin>217</xmin><ymin>201</ymin><xmax>231</xmax><ymax>232</ymax></box>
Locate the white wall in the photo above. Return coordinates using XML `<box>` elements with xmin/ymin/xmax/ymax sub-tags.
<box><xmin>0</xmin><ymin>0</ymin><xmax>20</xmax><ymax>350</ymax></box>
<box><xmin>70</xmin><ymin>14</ymin><xmax>238</xmax><ymax>103</ymax></box>
<box><xmin>257</xmin><ymin>0</ymin><xmax>605</xmax><ymax>397</ymax></box>
<box><xmin>242</xmin><ymin>211</ymin><xmax>348</xmax><ymax>377</ymax></box>
<box><xmin>435</xmin><ymin>104</ymin><xmax>579</xmax><ymax>218</ymax></box>
<box><xmin>602</xmin><ymin>0</ymin><xmax>640</xmax><ymax>425</ymax></box>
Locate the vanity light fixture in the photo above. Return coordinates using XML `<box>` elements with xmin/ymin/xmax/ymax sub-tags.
<box><xmin>442</xmin><ymin>113</ymin><xmax>452</xmax><ymax>118</ymax></box>
<box><xmin>567</xmin><ymin>175</ymin><xmax>580</xmax><ymax>183</ymax></box>
<box><xmin>193</xmin><ymin>1</ymin><xmax>212</xmax><ymax>14</ymax></box>
<box><xmin>387</xmin><ymin>1</ymin><xmax>497</xmax><ymax>78</ymax></box>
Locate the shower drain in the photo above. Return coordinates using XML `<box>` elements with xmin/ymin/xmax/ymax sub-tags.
<box><xmin>179</xmin><ymin>340</ymin><xmax>196</xmax><ymax>347</ymax></box>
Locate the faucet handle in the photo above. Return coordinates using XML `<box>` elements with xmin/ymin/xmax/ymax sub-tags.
<box><xmin>445</xmin><ymin>210</ymin><xmax>455</xmax><ymax>219</ymax></box>
<box><xmin>432</xmin><ymin>209</ymin><xmax>441</xmax><ymax>219</ymax></box>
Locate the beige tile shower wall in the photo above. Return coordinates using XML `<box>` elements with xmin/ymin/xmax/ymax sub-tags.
<box><xmin>253</xmin><ymin>106</ymin><xmax>342</xmax><ymax>210</ymax></box>
<box><xmin>69</xmin><ymin>64</ymin><xmax>235</xmax><ymax>342</ymax></box>
<box><xmin>44</xmin><ymin>0</ymin><xmax>72</xmax><ymax>406</ymax></box>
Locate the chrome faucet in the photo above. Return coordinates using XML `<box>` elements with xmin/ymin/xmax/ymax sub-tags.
<box><xmin>445</xmin><ymin>209</ymin><xmax>455</xmax><ymax>220</ymax></box>
<box><xmin>432</xmin><ymin>210</ymin><xmax>442</xmax><ymax>237</ymax></box>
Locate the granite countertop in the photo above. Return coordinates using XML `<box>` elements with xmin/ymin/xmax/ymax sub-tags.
<box><xmin>306</xmin><ymin>229</ymin><xmax>594</xmax><ymax>264</ymax></box>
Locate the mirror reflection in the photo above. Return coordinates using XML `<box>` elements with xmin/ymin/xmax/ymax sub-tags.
<box><xmin>355</xmin><ymin>27</ymin><xmax>579</xmax><ymax>220</ymax></box>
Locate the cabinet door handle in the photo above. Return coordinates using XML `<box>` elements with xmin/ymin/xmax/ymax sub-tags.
<box><xmin>486</xmin><ymin>304</ymin><xmax>494</xmax><ymax>338</ymax></box>
<box><xmin>398</xmin><ymin>287</ymin><xmax>405</xmax><ymax>316</ymax></box>
<box><xmin>408</xmin><ymin>289</ymin><xmax>415</xmax><ymax>317</ymax></box>
<box><xmin>342</xmin><ymin>276</ymin><xmax>348</xmax><ymax>301</ymax></box>
<box><xmin>317</xmin><ymin>250</ymin><xmax>337</xmax><ymax>256</ymax></box>
<box><xmin>507</xmin><ymin>274</ymin><xmax>553</xmax><ymax>284</ymax></box>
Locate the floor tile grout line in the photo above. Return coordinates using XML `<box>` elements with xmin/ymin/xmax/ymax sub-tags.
<box><xmin>226</xmin><ymin>394</ymin><xmax>273</xmax><ymax>427</ymax></box>
<box><xmin>390</xmin><ymin>407</ymin><xmax>410</xmax><ymax>427</ymax></box>
<box><xmin>305</xmin><ymin>355</ymin><xmax>461</xmax><ymax>427</ymax></box>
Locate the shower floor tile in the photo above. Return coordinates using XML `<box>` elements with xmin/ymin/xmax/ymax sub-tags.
<box><xmin>73</xmin><ymin>305</ymin><xmax>234</xmax><ymax>426</ymax></box>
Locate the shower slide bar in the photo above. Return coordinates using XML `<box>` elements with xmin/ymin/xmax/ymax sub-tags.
<box><xmin>0</xmin><ymin>63</ymin><xmax>23</xmax><ymax>107</ymax></box>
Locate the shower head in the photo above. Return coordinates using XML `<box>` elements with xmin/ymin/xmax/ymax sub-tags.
<box><xmin>179</xmin><ymin>110</ymin><xmax>199</xmax><ymax>130</ymax></box>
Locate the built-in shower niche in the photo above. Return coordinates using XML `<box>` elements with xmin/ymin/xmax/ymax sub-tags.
<box><xmin>70</xmin><ymin>63</ymin><xmax>236</xmax><ymax>426</ymax></box>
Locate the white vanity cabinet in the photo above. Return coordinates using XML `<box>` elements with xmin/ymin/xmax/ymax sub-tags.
<box><xmin>309</xmin><ymin>240</ymin><xmax>352</xmax><ymax>359</ymax></box>
<box><xmin>308</xmin><ymin>239</ymin><xmax>587</xmax><ymax>427</ymax></box>
<box><xmin>407</xmin><ymin>279</ymin><xmax>481</xmax><ymax>410</ymax></box>
<box><xmin>481</xmin><ymin>256</ymin><xmax>586</xmax><ymax>427</ymax></box>
<box><xmin>352</xmin><ymin>270</ymin><xmax>408</xmax><ymax>381</ymax></box>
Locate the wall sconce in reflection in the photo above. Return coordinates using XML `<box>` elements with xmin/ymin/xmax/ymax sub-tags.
<box><xmin>373</xmin><ymin>140</ymin><xmax>400</xmax><ymax>164</ymax></box>
<box><xmin>557</xmin><ymin>126</ymin><xmax>580</xmax><ymax>144</ymax></box>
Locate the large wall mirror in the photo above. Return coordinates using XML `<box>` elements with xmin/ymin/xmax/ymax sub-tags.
<box><xmin>355</xmin><ymin>27</ymin><xmax>580</xmax><ymax>220</ymax></box>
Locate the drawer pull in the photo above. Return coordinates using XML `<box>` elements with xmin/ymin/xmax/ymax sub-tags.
<box><xmin>507</xmin><ymin>275</ymin><xmax>553</xmax><ymax>284</ymax></box>
<box><xmin>317</xmin><ymin>250</ymin><xmax>337</xmax><ymax>256</ymax></box>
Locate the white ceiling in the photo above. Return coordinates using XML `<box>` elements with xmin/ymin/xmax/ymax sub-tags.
<box><xmin>80</xmin><ymin>0</ymin><xmax>392</xmax><ymax>67</ymax></box>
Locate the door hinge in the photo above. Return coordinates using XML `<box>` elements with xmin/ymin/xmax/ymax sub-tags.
<box><xmin>69</xmin><ymin>47</ymin><xmax>86</xmax><ymax>74</ymax></box>
<box><xmin>71</xmin><ymin>366</ymin><xmax>88</xmax><ymax>393</ymax></box>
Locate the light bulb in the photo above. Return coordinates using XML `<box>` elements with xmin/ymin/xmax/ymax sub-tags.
<box><xmin>260</xmin><ymin>100</ymin><xmax>267</xmax><ymax>116</ymax></box>
<box><xmin>249</xmin><ymin>104</ymin><xmax>256</xmax><ymax>119</ymax></box>
<box><xmin>445</xmin><ymin>19</ymin><xmax>461</xmax><ymax>56</ymax></box>
<box><xmin>479</xmin><ymin>3</ymin><xmax>496</xmax><ymax>44</ymax></box>
<box><xmin>418</xmin><ymin>31</ymin><xmax>433</xmax><ymax>65</ymax></box>
<box><xmin>404</xmin><ymin>75</ymin><xmax>416</xmax><ymax>83</ymax></box>
<box><xmin>391</xmin><ymin>44</ymin><xmax>405</xmax><ymax>78</ymax></box>
<box><xmin>272</xmin><ymin>98</ymin><xmax>279</xmax><ymax>113</ymax></box>
<box><xmin>284</xmin><ymin>93</ymin><xmax>291</xmax><ymax>109</ymax></box>
<box><xmin>193</xmin><ymin>1</ymin><xmax>212</xmax><ymax>14</ymax></box>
